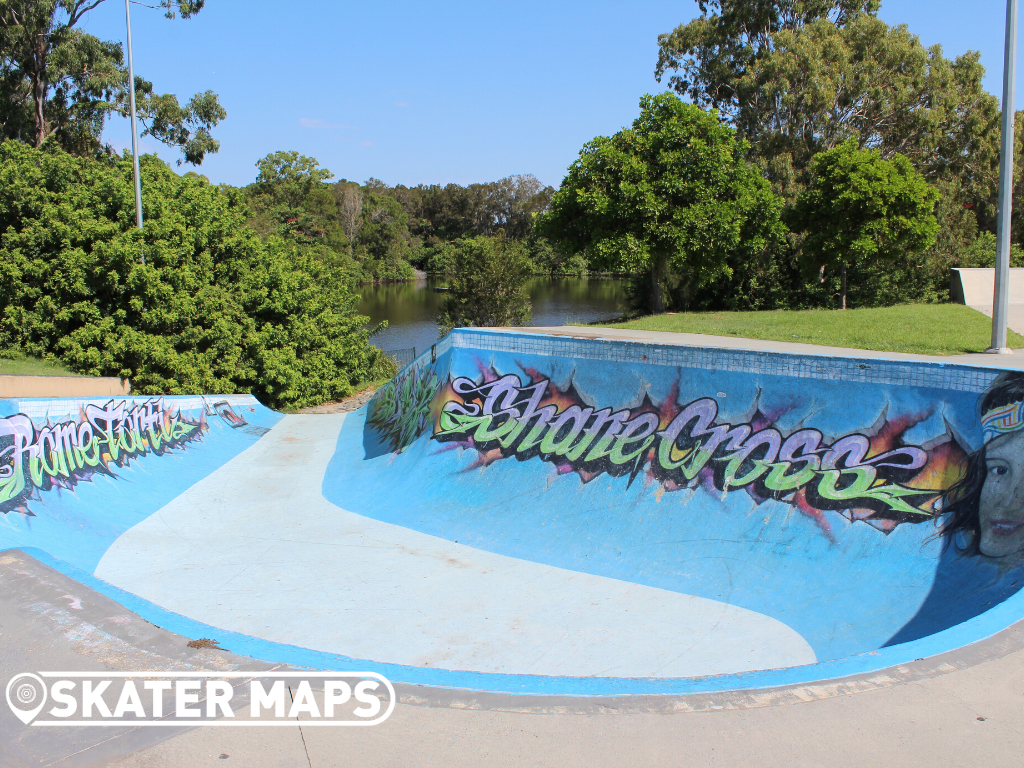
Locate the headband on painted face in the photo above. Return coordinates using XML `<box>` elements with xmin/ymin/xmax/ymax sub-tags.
<box><xmin>982</xmin><ymin>400</ymin><xmax>1024</xmax><ymax>443</ymax></box>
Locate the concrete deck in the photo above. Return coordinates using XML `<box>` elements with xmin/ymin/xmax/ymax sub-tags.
<box><xmin>0</xmin><ymin>374</ymin><xmax>130</xmax><ymax>398</ymax></box>
<box><xmin>504</xmin><ymin>325</ymin><xmax>1024</xmax><ymax>368</ymax></box>
<box><xmin>1</xmin><ymin>549</ymin><xmax>1021</xmax><ymax>768</ymax></box>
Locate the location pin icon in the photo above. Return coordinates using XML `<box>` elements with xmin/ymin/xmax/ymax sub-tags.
<box><xmin>6</xmin><ymin>674</ymin><xmax>47</xmax><ymax>725</ymax></box>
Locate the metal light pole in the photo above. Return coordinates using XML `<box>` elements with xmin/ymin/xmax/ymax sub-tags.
<box><xmin>990</xmin><ymin>0</ymin><xmax>1019</xmax><ymax>353</ymax></box>
<box><xmin>125</xmin><ymin>0</ymin><xmax>145</xmax><ymax>265</ymax></box>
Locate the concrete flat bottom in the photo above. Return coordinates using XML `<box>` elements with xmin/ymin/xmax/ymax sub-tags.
<box><xmin>94</xmin><ymin>414</ymin><xmax>814</xmax><ymax>680</ymax></box>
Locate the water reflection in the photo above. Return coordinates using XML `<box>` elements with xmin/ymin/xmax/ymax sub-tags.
<box><xmin>357</xmin><ymin>277</ymin><xmax>627</xmax><ymax>354</ymax></box>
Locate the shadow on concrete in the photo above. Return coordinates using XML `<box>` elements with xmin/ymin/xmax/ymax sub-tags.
<box><xmin>886</xmin><ymin>542</ymin><xmax>1024</xmax><ymax>647</ymax></box>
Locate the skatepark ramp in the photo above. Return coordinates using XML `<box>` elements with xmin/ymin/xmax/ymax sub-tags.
<box><xmin>2</xmin><ymin>328</ymin><xmax>1023</xmax><ymax>696</ymax></box>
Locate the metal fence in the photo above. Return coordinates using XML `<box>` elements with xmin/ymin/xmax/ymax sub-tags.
<box><xmin>383</xmin><ymin>347</ymin><xmax>416</xmax><ymax>369</ymax></box>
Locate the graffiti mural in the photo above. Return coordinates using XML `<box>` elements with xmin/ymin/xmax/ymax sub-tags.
<box><xmin>432</xmin><ymin>369</ymin><xmax>968</xmax><ymax>534</ymax></box>
<box><xmin>0</xmin><ymin>399</ymin><xmax>207</xmax><ymax>514</ymax></box>
<box><xmin>210</xmin><ymin>399</ymin><xmax>271</xmax><ymax>437</ymax></box>
<box><xmin>366</xmin><ymin>359</ymin><xmax>977</xmax><ymax>537</ymax></box>
<box><xmin>935</xmin><ymin>371</ymin><xmax>1024</xmax><ymax>568</ymax></box>
<box><xmin>332</xmin><ymin>340</ymin><xmax>1024</xmax><ymax>674</ymax></box>
<box><xmin>368</xmin><ymin>364</ymin><xmax>441</xmax><ymax>453</ymax></box>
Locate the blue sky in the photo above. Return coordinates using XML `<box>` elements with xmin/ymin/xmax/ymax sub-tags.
<box><xmin>80</xmin><ymin>0</ymin><xmax>1023</xmax><ymax>189</ymax></box>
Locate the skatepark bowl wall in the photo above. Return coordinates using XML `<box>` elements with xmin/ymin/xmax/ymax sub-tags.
<box><xmin>3</xmin><ymin>328</ymin><xmax>1024</xmax><ymax>698</ymax></box>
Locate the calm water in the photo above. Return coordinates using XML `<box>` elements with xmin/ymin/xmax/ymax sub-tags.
<box><xmin>357</xmin><ymin>277</ymin><xmax>627</xmax><ymax>354</ymax></box>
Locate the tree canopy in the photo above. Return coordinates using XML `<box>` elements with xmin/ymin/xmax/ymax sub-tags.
<box><xmin>254</xmin><ymin>150</ymin><xmax>335</xmax><ymax>208</ymax></box>
<box><xmin>539</xmin><ymin>92</ymin><xmax>784</xmax><ymax>312</ymax></box>
<box><xmin>785</xmin><ymin>140</ymin><xmax>939</xmax><ymax>308</ymax></box>
<box><xmin>0</xmin><ymin>0</ymin><xmax>225</xmax><ymax>164</ymax></box>
<box><xmin>656</xmin><ymin>0</ymin><xmax>880</xmax><ymax>124</ymax></box>
<box><xmin>657</xmin><ymin>4</ymin><xmax>999</xmax><ymax>206</ymax></box>
<box><xmin>241</xmin><ymin>159</ymin><xmax>568</xmax><ymax>285</ymax></box>
<box><xmin>639</xmin><ymin>2</ymin><xmax>1015</xmax><ymax>310</ymax></box>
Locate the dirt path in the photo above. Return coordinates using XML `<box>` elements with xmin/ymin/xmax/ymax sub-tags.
<box><xmin>299</xmin><ymin>386</ymin><xmax>377</xmax><ymax>414</ymax></box>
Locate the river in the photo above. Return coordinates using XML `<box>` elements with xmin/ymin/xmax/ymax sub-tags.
<box><xmin>357</xmin><ymin>276</ymin><xmax>627</xmax><ymax>355</ymax></box>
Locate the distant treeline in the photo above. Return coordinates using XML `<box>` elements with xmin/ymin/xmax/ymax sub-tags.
<box><xmin>242</xmin><ymin>151</ymin><xmax>580</xmax><ymax>284</ymax></box>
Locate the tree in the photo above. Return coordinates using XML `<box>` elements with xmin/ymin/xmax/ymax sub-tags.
<box><xmin>655</xmin><ymin>3</ymin><xmax>1002</xmax><ymax>307</ymax></box>
<box><xmin>656</xmin><ymin>0</ymin><xmax>879</xmax><ymax>125</ymax></box>
<box><xmin>658</xmin><ymin>6</ymin><xmax>1000</xmax><ymax>200</ymax></box>
<box><xmin>785</xmin><ymin>141</ymin><xmax>939</xmax><ymax>309</ymax></box>
<box><xmin>0</xmin><ymin>0</ymin><xmax>225</xmax><ymax>164</ymax></box>
<box><xmin>245</xmin><ymin>151</ymin><xmax>348</xmax><ymax>256</ymax></box>
<box><xmin>436</xmin><ymin>236</ymin><xmax>532</xmax><ymax>335</ymax></box>
<box><xmin>355</xmin><ymin>191</ymin><xmax>415</xmax><ymax>282</ymax></box>
<box><xmin>333</xmin><ymin>181</ymin><xmax>363</xmax><ymax>241</ymax></box>
<box><xmin>0</xmin><ymin>140</ymin><xmax>391</xmax><ymax>407</ymax></box>
<box><xmin>474</xmin><ymin>174</ymin><xmax>553</xmax><ymax>239</ymax></box>
<box><xmin>751</xmin><ymin>17</ymin><xmax>998</xmax><ymax>205</ymax></box>
<box><xmin>538</xmin><ymin>93</ymin><xmax>784</xmax><ymax>313</ymax></box>
<box><xmin>254</xmin><ymin>150</ymin><xmax>334</xmax><ymax>209</ymax></box>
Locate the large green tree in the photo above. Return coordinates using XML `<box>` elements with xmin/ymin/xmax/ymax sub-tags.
<box><xmin>245</xmin><ymin>150</ymin><xmax>351</xmax><ymax>257</ymax></box>
<box><xmin>0</xmin><ymin>140</ymin><xmax>390</xmax><ymax>407</ymax></box>
<box><xmin>0</xmin><ymin>0</ymin><xmax>225</xmax><ymax>164</ymax></box>
<box><xmin>785</xmin><ymin>141</ymin><xmax>939</xmax><ymax>309</ymax></box>
<box><xmin>656</xmin><ymin>2</ymin><xmax>1005</xmax><ymax>305</ymax></box>
<box><xmin>539</xmin><ymin>92</ymin><xmax>784</xmax><ymax>313</ymax></box>
<box><xmin>656</xmin><ymin>1</ymin><xmax>879</xmax><ymax>126</ymax></box>
<box><xmin>254</xmin><ymin>150</ymin><xmax>334</xmax><ymax>208</ymax></box>
<box><xmin>436</xmin><ymin>236</ymin><xmax>532</xmax><ymax>335</ymax></box>
<box><xmin>657</xmin><ymin>4</ymin><xmax>999</xmax><ymax>202</ymax></box>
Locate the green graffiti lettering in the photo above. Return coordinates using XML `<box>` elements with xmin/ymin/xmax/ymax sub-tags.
<box><xmin>426</xmin><ymin>373</ymin><xmax>943</xmax><ymax>528</ymax></box>
<box><xmin>539</xmin><ymin>406</ymin><xmax>593</xmax><ymax>456</ymax></box>
<box><xmin>1</xmin><ymin>399</ymin><xmax>207</xmax><ymax>514</ymax></box>
<box><xmin>564</xmin><ymin>408</ymin><xmax>616</xmax><ymax>462</ymax></box>
<box><xmin>609</xmin><ymin>414</ymin><xmax>659</xmax><ymax>466</ymax></box>
<box><xmin>816</xmin><ymin>467</ymin><xmax>877</xmax><ymax>500</ymax></box>
<box><xmin>764</xmin><ymin>461</ymin><xmax>818</xmax><ymax>493</ymax></box>
<box><xmin>514</xmin><ymin>406</ymin><xmax>559</xmax><ymax>454</ymax></box>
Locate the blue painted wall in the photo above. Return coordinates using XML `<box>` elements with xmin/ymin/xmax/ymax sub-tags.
<box><xmin>326</xmin><ymin>331</ymin><xmax>1024</xmax><ymax>664</ymax></box>
<box><xmin>0</xmin><ymin>394</ymin><xmax>282</xmax><ymax>571</ymax></box>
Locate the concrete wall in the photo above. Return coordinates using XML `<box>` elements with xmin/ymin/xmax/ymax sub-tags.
<box><xmin>950</xmin><ymin>267</ymin><xmax>1024</xmax><ymax>305</ymax></box>
<box><xmin>0</xmin><ymin>375</ymin><xmax>130</xmax><ymax>398</ymax></box>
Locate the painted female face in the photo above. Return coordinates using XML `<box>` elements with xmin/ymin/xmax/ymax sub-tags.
<box><xmin>978</xmin><ymin>429</ymin><xmax>1024</xmax><ymax>565</ymax></box>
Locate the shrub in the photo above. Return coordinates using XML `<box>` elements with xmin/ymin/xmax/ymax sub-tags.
<box><xmin>0</xmin><ymin>141</ymin><xmax>387</xmax><ymax>408</ymax></box>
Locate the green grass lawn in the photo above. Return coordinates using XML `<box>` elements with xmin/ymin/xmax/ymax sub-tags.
<box><xmin>591</xmin><ymin>304</ymin><xmax>1024</xmax><ymax>356</ymax></box>
<box><xmin>0</xmin><ymin>352</ymin><xmax>81</xmax><ymax>376</ymax></box>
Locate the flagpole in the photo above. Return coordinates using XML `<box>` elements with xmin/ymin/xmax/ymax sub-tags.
<box><xmin>989</xmin><ymin>0</ymin><xmax>1019</xmax><ymax>353</ymax></box>
<box><xmin>125</xmin><ymin>0</ymin><xmax>145</xmax><ymax>265</ymax></box>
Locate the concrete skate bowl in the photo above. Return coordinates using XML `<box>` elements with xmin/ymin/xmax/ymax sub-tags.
<box><xmin>3</xmin><ymin>328</ymin><xmax>1024</xmax><ymax>699</ymax></box>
